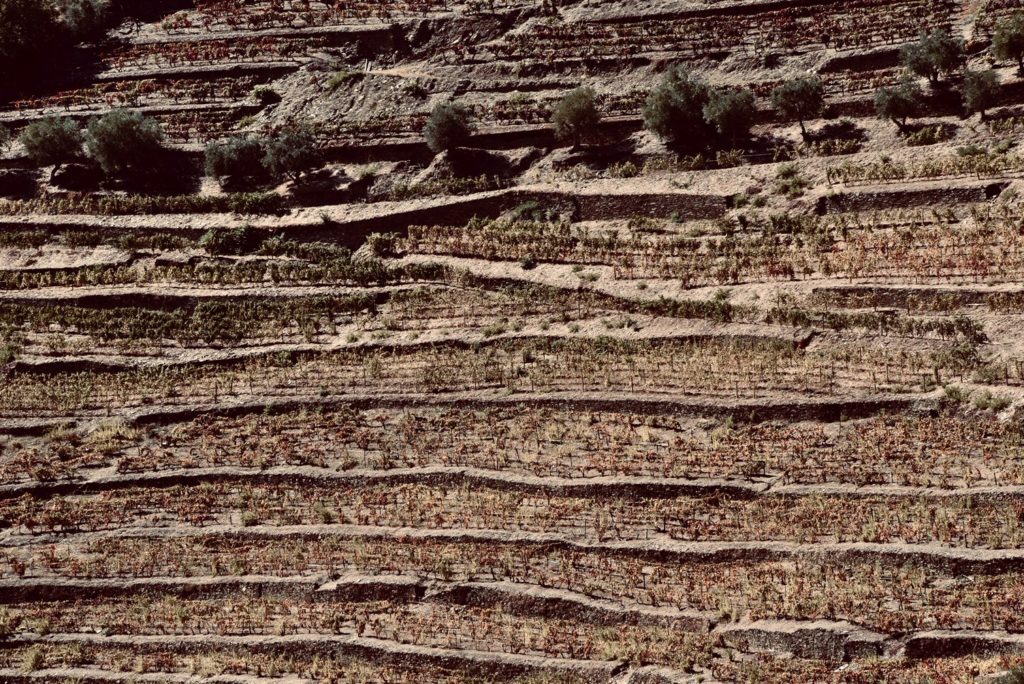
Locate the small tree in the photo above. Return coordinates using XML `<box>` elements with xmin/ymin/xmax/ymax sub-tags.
<box><xmin>900</xmin><ymin>29</ymin><xmax>963</xmax><ymax>86</ymax></box>
<box><xmin>993</xmin><ymin>12</ymin><xmax>1024</xmax><ymax>74</ymax></box>
<box><xmin>0</xmin><ymin>124</ymin><xmax>11</xmax><ymax>155</ymax></box>
<box><xmin>703</xmin><ymin>87</ymin><xmax>756</xmax><ymax>146</ymax></box>
<box><xmin>770</xmin><ymin>75</ymin><xmax>825</xmax><ymax>138</ymax></box>
<box><xmin>205</xmin><ymin>136</ymin><xmax>266</xmax><ymax>180</ymax></box>
<box><xmin>552</xmin><ymin>86</ymin><xmax>601</xmax><ymax>149</ymax></box>
<box><xmin>642</xmin><ymin>65</ymin><xmax>711</xmax><ymax>145</ymax></box>
<box><xmin>874</xmin><ymin>77</ymin><xmax>923</xmax><ymax>132</ymax></box>
<box><xmin>424</xmin><ymin>102</ymin><xmax>473</xmax><ymax>153</ymax></box>
<box><xmin>262</xmin><ymin>125</ymin><xmax>321</xmax><ymax>181</ymax></box>
<box><xmin>85</xmin><ymin>109</ymin><xmax>163</xmax><ymax>177</ymax></box>
<box><xmin>963</xmin><ymin>69</ymin><xmax>1001</xmax><ymax>119</ymax></box>
<box><xmin>19</xmin><ymin>116</ymin><xmax>83</xmax><ymax>179</ymax></box>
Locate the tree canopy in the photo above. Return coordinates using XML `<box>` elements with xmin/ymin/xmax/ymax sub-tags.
<box><xmin>552</xmin><ymin>86</ymin><xmax>601</xmax><ymax>148</ymax></box>
<box><xmin>85</xmin><ymin>109</ymin><xmax>164</xmax><ymax>176</ymax></box>
<box><xmin>424</xmin><ymin>102</ymin><xmax>473</xmax><ymax>153</ymax></box>
<box><xmin>770</xmin><ymin>75</ymin><xmax>825</xmax><ymax>137</ymax></box>
<box><xmin>874</xmin><ymin>77</ymin><xmax>923</xmax><ymax>132</ymax></box>
<box><xmin>642</xmin><ymin>66</ymin><xmax>712</xmax><ymax>146</ymax></box>
<box><xmin>900</xmin><ymin>29</ymin><xmax>963</xmax><ymax>85</ymax></box>
<box><xmin>19</xmin><ymin>116</ymin><xmax>83</xmax><ymax>177</ymax></box>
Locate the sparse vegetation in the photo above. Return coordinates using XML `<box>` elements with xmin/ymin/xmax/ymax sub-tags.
<box><xmin>2</xmin><ymin>3</ymin><xmax>1024</xmax><ymax>681</ymax></box>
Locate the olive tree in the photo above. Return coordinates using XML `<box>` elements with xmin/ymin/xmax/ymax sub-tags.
<box><xmin>963</xmin><ymin>69</ymin><xmax>1001</xmax><ymax>119</ymax></box>
<box><xmin>900</xmin><ymin>29</ymin><xmax>963</xmax><ymax>86</ymax></box>
<box><xmin>424</xmin><ymin>102</ymin><xmax>473</xmax><ymax>153</ymax></box>
<box><xmin>85</xmin><ymin>109</ymin><xmax>164</xmax><ymax>176</ymax></box>
<box><xmin>993</xmin><ymin>12</ymin><xmax>1024</xmax><ymax>73</ymax></box>
<box><xmin>19</xmin><ymin>116</ymin><xmax>83</xmax><ymax>179</ymax></box>
<box><xmin>703</xmin><ymin>87</ymin><xmax>756</xmax><ymax>146</ymax></box>
<box><xmin>205</xmin><ymin>135</ymin><xmax>267</xmax><ymax>181</ymax></box>
<box><xmin>770</xmin><ymin>75</ymin><xmax>825</xmax><ymax>138</ymax></box>
<box><xmin>642</xmin><ymin>65</ymin><xmax>711</xmax><ymax>145</ymax></box>
<box><xmin>58</xmin><ymin>0</ymin><xmax>111</xmax><ymax>41</ymax></box>
<box><xmin>874</xmin><ymin>77</ymin><xmax>923</xmax><ymax>132</ymax></box>
<box><xmin>262</xmin><ymin>125</ymin><xmax>322</xmax><ymax>181</ymax></box>
<box><xmin>552</xmin><ymin>86</ymin><xmax>601</xmax><ymax>148</ymax></box>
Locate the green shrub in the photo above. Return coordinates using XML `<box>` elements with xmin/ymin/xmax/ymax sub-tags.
<box><xmin>20</xmin><ymin>647</ymin><xmax>42</xmax><ymax>673</ymax></box>
<box><xmin>327</xmin><ymin>69</ymin><xmax>363</xmax><ymax>91</ymax></box>
<box><xmin>773</xmin><ymin>163</ymin><xmax>809</xmax><ymax>197</ymax></box>
<box><xmin>904</xmin><ymin>124</ymin><xmax>954</xmax><ymax>146</ymax></box>
<box><xmin>424</xmin><ymin>102</ymin><xmax>473</xmax><ymax>153</ymax></box>
<box><xmin>607</xmin><ymin>160</ymin><xmax>639</xmax><ymax>178</ymax></box>
<box><xmin>198</xmin><ymin>225</ymin><xmax>262</xmax><ymax>255</ymax></box>
<box><xmin>252</xmin><ymin>86</ymin><xmax>281</xmax><ymax>105</ymax></box>
<box><xmin>552</xmin><ymin>86</ymin><xmax>601</xmax><ymax>148</ymax></box>
<box><xmin>85</xmin><ymin>109</ymin><xmax>164</xmax><ymax>177</ymax></box>
<box><xmin>205</xmin><ymin>135</ymin><xmax>267</xmax><ymax>180</ymax></box>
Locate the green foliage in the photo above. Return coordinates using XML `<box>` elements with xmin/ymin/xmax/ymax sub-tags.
<box><xmin>993</xmin><ymin>12</ymin><xmax>1024</xmax><ymax>72</ymax></box>
<box><xmin>0</xmin><ymin>192</ymin><xmax>283</xmax><ymax>216</ymax></box>
<box><xmin>770</xmin><ymin>75</ymin><xmax>825</xmax><ymax>135</ymax></box>
<box><xmin>962</xmin><ymin>68</ymin><xmax>1001</xmax><ymax>117</ymax></box>
<box><xmin>19</xmin><ymin>116</ymin><xmax>82</xmax><ymax>172</ymax></box>
<box><xmin>85</xmin><ymin>109</ymin><xmax>164</xmax><ymax>176</ymax></box>
<box><xmin>262</xmin><ymin>125</ymin><xmax>322</xmax><ymax>181</ymax></box>
<box><xmin>772</xmin><ymin>162</ymin><xmax>809</xmax><ymax>197</ymax></box>
<box><xmin>642</xmin><ymin>65</ymin><xmax>711</xmax><ymax>145</ymax></box>
<box><xmin>904</xmin><ymin>124</ymin><xmax>954</xmax><ymax>147</ymax></box>
<box><xmin>703</xmin><ymin>88</ymin><xmax>756</xmax><ymax>144</ymax></box>
<box><xmin>204</xmin><ymin>135</ymin><xmax>266</xmax><ymax>180</ymax></box>
<box><xmin>198</xmin><ymin>225</ymin><xmax>262</xmax><ymax>255</ymax></box>
<box><xmin>327</xmin><ymin>69</ymin><xmax>364</xmax><ymax>91</ymax></box>
<box><xmin>874</xmin><ymin>77</ymin><xmax>923</xmax><ymax>131</ymax></box>
<box><xmin>424</xmin><ymin>102</ymin><xmax>473</xmax><ymax>153</ymax></box>
<box><xmin>899</xmin><ymin>29</ymin><xmax>963</xmax><ymax>84</ymax></box>
<box><xmin>20</xmin><ymin>647</ymin><xmax>42</xmax><ymax>673</ymax></box>
<box><xmin>552</xmin><ymin>86</ymin><xmax>601</xmax><ymax>148</ymax></box>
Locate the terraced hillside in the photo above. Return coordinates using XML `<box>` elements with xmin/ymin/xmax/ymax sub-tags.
<box><xmin>10</xmin><ymin>0</ymin><xmax>1024</xmax><ymax>682</ymax></box>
